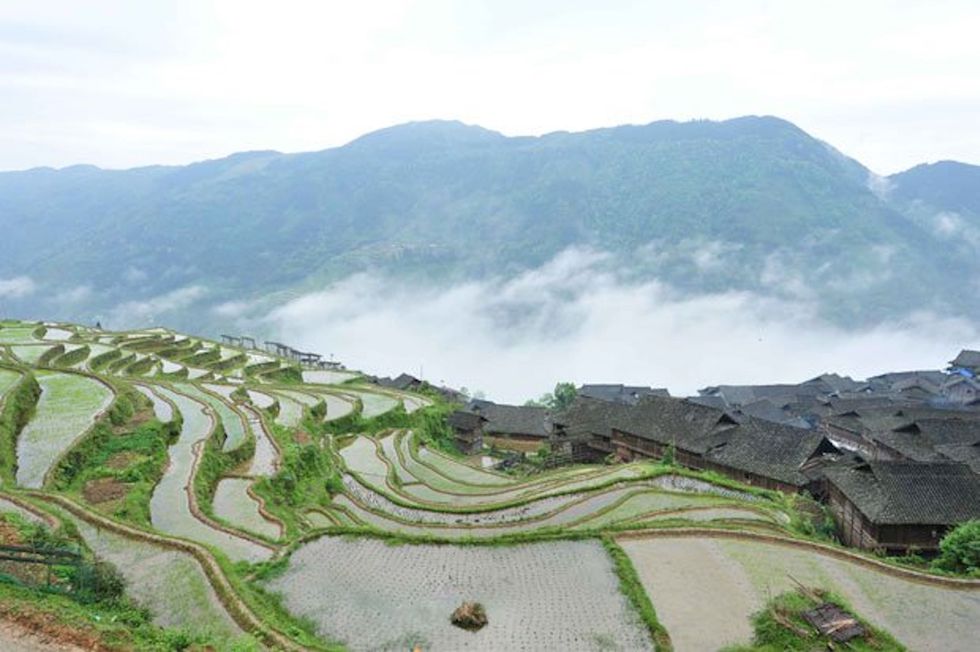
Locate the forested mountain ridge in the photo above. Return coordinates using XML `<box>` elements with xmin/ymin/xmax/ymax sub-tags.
<box><xmin>1</xmin><ymin>115</ymin><xmax>977</xmax><ymax>332</ymax></box>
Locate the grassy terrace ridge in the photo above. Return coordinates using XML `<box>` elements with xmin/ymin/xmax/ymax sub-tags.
<box><xmin>0</xmin><ymin>319</ymin><xmax>976</xmax><ymax>650</ymax></box>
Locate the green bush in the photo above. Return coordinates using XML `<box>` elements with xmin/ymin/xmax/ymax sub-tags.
<box><xmin>53</xmin><ymin>345</ymin><xmax>91</xmax><ymax>368</ymax></box>
<box><xmin>933</xmin><ymin>520</ymin><xmax>980</xmax><ymax>575</ymax></box>
<box><xmin>0</xmin><ymin>371</ymin><xmax>41</xmax><ymax>484</ymax></box>
<box><xmin>88</xmin><ymin>348</ymin><xmax>122</xmax><ymax>371</ymax></box>
<box><xmin>38</xmin><ymin>344</ymin><xmax>66</xmax><ymax>366</ymax></box>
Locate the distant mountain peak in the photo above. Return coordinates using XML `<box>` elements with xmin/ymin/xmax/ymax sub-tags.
<box><xmin>345</xmin><ymin>119</ymin><xmax>506</xmax><ymax>152</ymax></box>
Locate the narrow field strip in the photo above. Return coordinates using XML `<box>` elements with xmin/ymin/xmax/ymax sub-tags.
<box><xmin>41</xmin><ymin>327</ymin><xmax>74</xmax><ymax>341</ymax></box>
<box><xmin>414</xmin><ymin>443</ymin><xmax>514</xmax><ymax>486</ymax></box>
<box><xmin>269</xmin><ymin>391</ymin><xmax>303</xmax><ymax>427</ymax></box>
<box><xmin>148</xmin><ymin>387</ymin><xmax>272</xmax><ymax>563</ymax></box>
<box><xmin>345</xmin><ymin>388</ymin><xmax>400</xmax><ymax>417</ymax></box>
<box><xmin>314</xmin><ymin>391</ymin><xmax>356</xmax><ymax>421</ymax></box>
<box><xmin>16</xmin><ymin>371</ymin><xmax>114</xmax><ymax>488</ymax></box>
<box><xmin>0</xmin><ymin>325</ymin><xmax>41</xmax><ymax>343</ymax></box>
<box><xmin>180</xmin><ymin>384</ymin><xmax>249</xmax><ymax>452</ymax></box>
<box><xmin>301</xmin><ymin>370</ymin><xmax>358</xmax><ymax>384</ymax></box>
<box><xmin>265</xmin><ymin>537</ymin><xmax>653</xmax><ymax>651</ymax></box>
<box><xmin>213</xmin><ymin>478</ymin><xmax>281</xmax><ymax>540</ymax></box>
<box><xmin>243</xmin><ymin>405</ymin><xmax>279</xmax><ymax>476</ymax></box>
<box><xmin>135</xmin><ymin>384</ymin><xmax>174</xmax><ymax>422</ymax></box>
<box><xmin>9</xmin><ymin>344</ymin><xmax>53</xmax><ymax>365</ymax></box>
<box><xmin>246</xmin><ymin>389</ymin><xmax>275</xmax><ymax>409</ymax></box>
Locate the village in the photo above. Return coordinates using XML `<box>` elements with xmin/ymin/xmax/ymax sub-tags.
<box><xmin>435</xmin><ymin>349</ymin><xmax>980</xmax><ymax>554</ymax></box>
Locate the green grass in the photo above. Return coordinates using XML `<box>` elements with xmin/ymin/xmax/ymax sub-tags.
<box><xmin>601</xmin><ymin>536</ymin><xmax>672</xmax><ymax>651</ymax></box>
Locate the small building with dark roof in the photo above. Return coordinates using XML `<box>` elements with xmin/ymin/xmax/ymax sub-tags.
<box><xmin>949</xmin><ymin>349</ymin><xmax>980</xmax><ymax>376</ymax></box>
<box><xmin>578</xmin><ymin>384</ymin><xmax>670</xmax><ymax>405</ymax></box>
<box><xmin>448</xmin><ymin>411</ymin><xmax>487</xmax><ymax>455</ymax></box>
<box><xmin>465</xmin><ymin>400</ymin><xmax>551</xmax><ymax>448</ymax></box>
<box><xmin>823</xmin><ymin>461</ymin><xmax>980</xmax><ymax>552</ymax></box>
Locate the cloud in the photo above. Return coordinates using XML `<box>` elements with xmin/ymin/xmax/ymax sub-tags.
<box><xmin>0</xmin><ymin>276</ymin><xmax>36</xmax><ymax>298</ymax></box>
<box><xmin>265</xmin><ymin>248</ymin><xmax>979</xmax><ymax>403</ymax></box>
<box><xmin>866</xmin><ymin>172</ymin><xmax>894</xmax><ymax>200</ymax></box>
<box><xmin>52</xmin><ymin>284</ymin><xmax>93</xmax><ymax>304</ymax></box>
<box><xmin>212</xmin><ymin>298</ymin><xmax>262</xmax><ymax>319</ymax></box>
<box><xmin>109</xmin><ymin>285</ymin><xmax>207</xmax><ymax>326</ymax></box>
<box><xmin>123</xmin><ymin>266</ymin><xmax>148</xmax><ymax>284</ymax></box>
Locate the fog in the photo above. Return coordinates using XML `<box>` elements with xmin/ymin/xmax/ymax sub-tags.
<box><xmin>256</xmin><ymin>248</ymin><xmax>979</xmax><ymax>403</ymax></box>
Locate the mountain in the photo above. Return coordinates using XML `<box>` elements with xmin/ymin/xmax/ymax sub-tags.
<box><xmin>888</xmin><ymin>161</ymin><xmax>980</xmax><ymax>217</ymax></box>
<box><xmin>1</xmin><ymin>116</ymin><xmax>978</xmax><ymax>332</ymax></box>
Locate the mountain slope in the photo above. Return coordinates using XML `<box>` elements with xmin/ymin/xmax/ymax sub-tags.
<box><xmin>889</xmin><ymin>160</ymin><xmax>980</xmax><ymax>218</ymax></box>
<box><xmin>0</xmin><ymin>116</ymin><xmax>976</xmax><ymax>331</ymax></box>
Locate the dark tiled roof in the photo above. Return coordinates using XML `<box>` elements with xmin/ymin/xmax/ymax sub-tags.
<box><xmin>448</xmin><ymin>410</ymin><xmax>486</xmax><ymax>430</ymax></box>
<box><xmin>704</xmin><ymin>417</ymin><xmax>838</xmax><ymax>487</ymax></box>
<box><xmin>802</xmin><ymin>373</ymin><xmax>863</xmax><ymax>394</ymax></box>
<box><xmin>552</xmin><ymin>396</ymin><xmax>633</xmax><ymax>439</ymax></box>
<box><xmin>378</xmin><ymin>373</ymin><xmax>421</xmax><ymax>390</ymax></box>
<box><xmin>951</xmin><ymin>349</ymin><xmax>980</xmax><ymax>369</ymax></box>
<box><xmin>467</xmin><ymin>400</ymin><xmax>550</xmax><ymax>438</ymax></box>
<box><xmin>614</xmin><ymin>396</ymin><xmax>738</xmax><ymax>453</ymax></box>
<box><xmin>867</xmin><ymin>370</ymin><xmax>947</xmax><ymax>387</ymax></box>
<box><xmin>894</xmin><ymin>418</ymin><xmax>980</xmax><ymax>446</ymax></box>
<box><xmin>824</xmin><ymin>461</ymin><xmax>980</xmax><ymax>525</ymax></box>
<box><xmin>578</xmin><ymin>384</ymin><xmax>670</xmax><ymax>405</ymax></box>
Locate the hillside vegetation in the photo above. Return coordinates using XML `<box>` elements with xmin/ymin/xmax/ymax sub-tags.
<box><xmin>1</xmin><ymin>117</ymin><xmax>978</xmax><ymax>332</ymax></box>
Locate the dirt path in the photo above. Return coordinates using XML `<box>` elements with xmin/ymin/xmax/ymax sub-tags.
<box><xmin>0</xmin><ymin>618</ymin><xmax>87</xmax><ymax>651</ymax></box>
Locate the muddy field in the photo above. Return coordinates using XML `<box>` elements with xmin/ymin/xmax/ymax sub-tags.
<box><xmin>620</xmin><ymin>535</ymin><xmax>980</xmax><ymax>652</ymax></box>
<box><xmin>267</xmin><ymin>537</ymin><xmax>652</xmax><ymax>651</ymax></box>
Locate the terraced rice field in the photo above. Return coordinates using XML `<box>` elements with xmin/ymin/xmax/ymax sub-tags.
<box><xmin>136</xmin><ymin>384</ymin><xmax>173</xmax><ymax>422</ymax></box>
<box><xmin>302</xmin><ymin>369</ymin><xmax>357</xmax><ymax>384</ymax></box>
<box><xmin>347</xmin><ymin>388</ymin><xmax>400</xmax><ymax>417</ymax></box>
<box><xmin>41</xmin><ymin>327</ymin><xmax>74</xmax><ymax>341</ymax></box>
<box><xmin>9</xmin><ymin>344</ymin><xmax>53</xmax><ymax>365</ymax></box>
<box><xmin>148</xmin><ymin>387</ymin><xmax>271</xmax><ymax>562</ymax></box>
<box><xmin>246</xmin><ymin>389</ymin><xmax>275</xmax><ymax>409</ymax></box>
<box><xmin>0</xmin><ymin>325</ymin><xmax>40</xmax><ymax>343</ymax></box>
<box><xmin>66</xmin><ymin>513</ymin><xmax>243</xmax><ymax>639</ymax></box>
<box><xmin>213</xmin><ymin>478</ymin><xmax>280</xmax><ymax>539</ymax></box>
<box><xmin>240</xmin><ymin>408</ymin><xmax>277</xmax><ymax>476</ymax></box>
<box><xmin>179</xmin><ymin>384</ymin><xmax>249</xmax><ymax>451</ymax></box>
<box><xmin>2</xmin><ymin>319</ymin><xmax>976</xmax><ymax>652</ymax></box>
<box><xmin>317</xmin><ymin>391</ymin><xmax>355</xmax><ymax>420</ymax></box>
<box><xmin>270</xmin><ymin>391</ymin><xmax>304</xmax><ymax>427</ymax></box>
<box><xmin>621</xmin><ymin>535</ymin><xmax>980</xmax><ymax>652</ymax></box>
<box><xmin>267</xmin><ymin>537</ymin><xmax>653</xmax><ymax>651</ymax></box>
<box><xmin>16</xmin><ymin>371</ymin><xmax>114</xmax><ymax>488</ymax></box>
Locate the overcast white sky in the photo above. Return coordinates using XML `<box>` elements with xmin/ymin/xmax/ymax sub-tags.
<box><xmin>2</xmin><ymin>0</ymin><xmax>979</xmax><ymax>173</ymax></box>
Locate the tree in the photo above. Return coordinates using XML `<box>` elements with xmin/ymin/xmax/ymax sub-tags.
<box><xmin>551</xmin><ymin>382</ymin><xmax>577</xmax><ymax>411</ymax></box>
<box><xmin>525</xmin><ymin>382</ymin><xmax>577</xmax><ymax>410</ymax></box>
<box><xmin>933</xmin><ymin>520</ymin><xmax>980</xmax><ymax>575</ymax></box>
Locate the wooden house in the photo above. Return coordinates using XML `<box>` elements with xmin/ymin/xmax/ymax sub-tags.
<box><xmin>448</xmin><ymin>411</ymin><xmax>486</xmax><ymax>455</ymax></box>
<box><xmin>823</xmin><ymin>461</ymin><xmax>980</xmax><ymax>553</ymax></box>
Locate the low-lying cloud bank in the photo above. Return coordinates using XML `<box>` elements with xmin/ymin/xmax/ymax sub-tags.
<box><xmin>262</xmin><ymin>248</ymin><xmax>980</xmax><ymax>404</ymax></box>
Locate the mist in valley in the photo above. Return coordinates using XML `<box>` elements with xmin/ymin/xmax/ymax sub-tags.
<box><xmin>251</xmin><ymin>248</ymin><xmax>979</xmax><ymax>403</ymax></box>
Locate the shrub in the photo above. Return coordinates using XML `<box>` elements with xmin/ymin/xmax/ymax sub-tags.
<box><xmin>933</xmin><ymin>520</ymin><xmax>980</xmax><ymax>575</ymax></box>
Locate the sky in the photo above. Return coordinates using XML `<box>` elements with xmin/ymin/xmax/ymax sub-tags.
<box><xmin>2</xmin><ymin>0</ymin><xmax>979</xmax><ymax>174</ymax></box>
